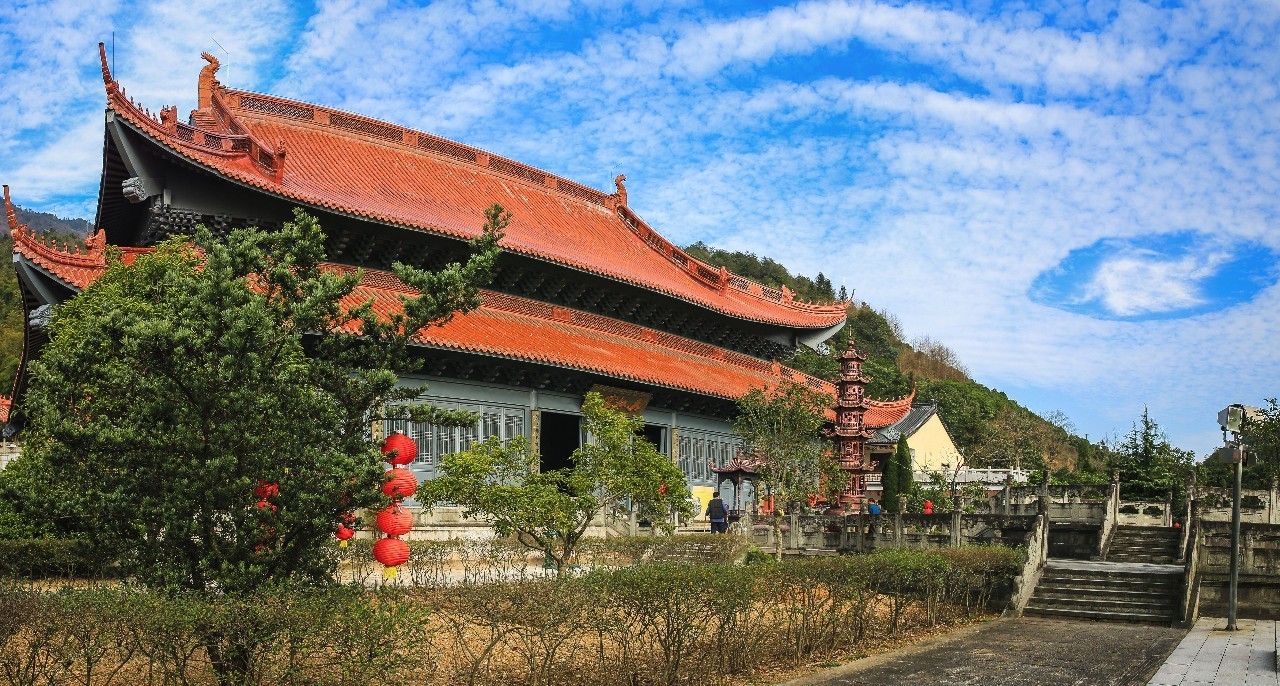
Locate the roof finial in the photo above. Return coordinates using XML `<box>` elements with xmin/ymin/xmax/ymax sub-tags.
<box><xmin>97</xmin><ymin>42</ymin><xmax>118</xmax><ymax>96</ymax></box>
<box><xmin>198</xmin><ymin>51</ymin><xmax>221</xmax><ymax>110</ymax></box>
<box><xmin>85</xmin><ymin>229</ymin><xmax>106</xmax><ymax>253</ymax></box>
<box><xmin>613</xmin><ymin>174</ymin><xmax>628</xmax><ymax>207</ymax></box>
<box><xmin>3</xmin><ymin>185</ymin><xmax>20</xmax><ymax>235</ymax></box>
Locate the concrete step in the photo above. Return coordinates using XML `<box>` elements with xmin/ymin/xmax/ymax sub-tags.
<box><xmin>1039</xmin><ymin>569</ymin><xmax>1182</xmax><ymax>584</ymax></box>
<box><xmin>1027</xmin><ymin>594</ymin><xmax>1175</xmax><ymax>613</ymax></box>
<box><xmin>1028</xmin><ymin>560</ymin><xmax>1183</xmax><ymax>624</ymax></box>
<box><xmin>1033</xmin><ymin>586</ymin><xmax>1176</xmax><ymax>603</ymax></box>
<box><xmin>1106</xmin><ymin>553</ymin><xmax>1178</xmax><ymax>564</ymax></box>
<box><xmin>1023</xmin><ymin>605</ymin><xmax>1173</xmax><ymax>623</ymax></box>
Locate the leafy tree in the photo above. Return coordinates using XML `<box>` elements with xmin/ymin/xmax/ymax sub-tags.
<box><xmin>733</xmin><ymin>381</ymin><xmax>831</xmax><ymax>561</ymax></box>
<box><xmin>916</xmin><ymin>379</ymin><xmax>1001</xmax><ymax>454</ymax></box>
<box><xmin>421</xmin><ymin>392</ymin><xmax>692</xmax><ymax>577</ymax></box>
<box><xmin>18</xmin><ymin>206</ymin><xmax>504</xmax><ymax>597</ymax></box>
<box><xmin>1241</xmin><ymin>399</ymin><xmax>1280</xmax><ymax>486</ymax></box>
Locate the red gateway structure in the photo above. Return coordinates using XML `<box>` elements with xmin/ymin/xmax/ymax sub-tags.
<box><xmin>3</xmin><ymin>45</ymin><xmax>915</xmax><ymax>508</ymax></box>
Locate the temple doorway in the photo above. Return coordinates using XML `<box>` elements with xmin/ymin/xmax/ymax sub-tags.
<box><xmin>539</xmin><ymin>411</ymin><xmax>581</xmax><ymax>472</ymax></box>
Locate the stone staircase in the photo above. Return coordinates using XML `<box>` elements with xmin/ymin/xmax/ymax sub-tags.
<box><xmin>1106</xmin><ymin>525</ymin><xmax>1181</xmax><ymax>564</ymax></box>
<box><xmin>1025</xmin><ymin>560</ymin><xmax>1183</xmax><ymax>624</ymax></box>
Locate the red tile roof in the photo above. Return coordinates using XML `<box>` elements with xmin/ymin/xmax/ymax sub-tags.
<box><xmin>6</xmin><ymin>197</ymin><xmax>912</xmax><ymax>429</ymax></box>
<box><xmin>96</xmin><ymin>45</ymin><xmax>848</xmax><ymax>330</ymax></box>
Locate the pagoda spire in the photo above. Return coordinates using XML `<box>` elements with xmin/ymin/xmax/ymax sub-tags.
<box><xmin>829</xmin><ymin>337</ymin><xmax>877</xmax><ymax>508</ymax></box>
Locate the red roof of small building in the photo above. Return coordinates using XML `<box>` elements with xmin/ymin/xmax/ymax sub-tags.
<box><xmin>5</xmin><ymin>198</ymin><xmax>913</xmax><ymax>428</ymax></box>
<box><xmin>95</xmin><ymin>45</ymin><xmax>848</xmax><ymax>330</ymax></box>
<box><xmin>0</xmin><ymin>396</ymin><xmax>10</xmax><ymax>424</ymax></box>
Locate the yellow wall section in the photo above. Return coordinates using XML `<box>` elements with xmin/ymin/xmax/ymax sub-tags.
<box><xmin>906</xmin><ymin>414</ymin><xmax>960</xmax><ymax>472</ymax></box>
<box><xmin>690</xmin><ymin>485</ymin><xmax>716</xmax><ymax>519</ymax></box>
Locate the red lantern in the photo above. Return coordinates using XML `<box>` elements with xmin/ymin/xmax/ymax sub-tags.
<box><xmin>377</xmin><ymin>505</ymin><xmax>413</xmax><ymax>536</ymax></box>
<box><xmin>335</xmin><ymin>525</ymin><xmax>355</xmax><ymax>541</ymax></box>
<box><xmin>382</xmin><ymin>468</ymin><xmax>418</xmax><ymax>498</ymax></box>
<box><xmin>381</xmin><ymin>432</ymin><xmax>417</xmax><ymax>466</ymax></box>
<box><xmin>253</xmin><ymin>481</ymin><xmax>279</xmax><ymax>498</ymax></box>
<box><xmin>372</xmin><ymin>537</ymin><xmax>410</xmax><ymax>567</ymax></box>
<box><xmin>339</xmin><ymin>510</ymin><xmax>356</xmax><ymax>526</ymax></box>
<box><xmin>255</xmin><ymin>499</ymin><xmax>277</xmax><ymax>514</ymax></box>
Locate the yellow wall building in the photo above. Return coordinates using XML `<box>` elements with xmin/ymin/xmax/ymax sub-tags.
<box><xmin>865</xmin><ymin>401</ymin><xmax>961</xmax><ymax>492</ymax></box>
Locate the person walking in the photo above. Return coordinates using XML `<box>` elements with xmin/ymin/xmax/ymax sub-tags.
<box><xmin>867</xmin><ymin>498</ymin><xmax>882</xmax><ymax>515</ymax></box>
<box><xmin>706</xmin><ymin>491</ymin><xmax>729</xmax><ymax>534</ymax></box>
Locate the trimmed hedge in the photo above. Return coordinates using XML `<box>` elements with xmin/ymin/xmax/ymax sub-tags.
<box><xmin>0</xmin><ymin>539</ymin><xmax>112</xmax><ymax>579</ymax></box>
<box><xmin>1</xmin><ymin>545</ymin><xmax>1024</xmax><ymax>685</ymax></box>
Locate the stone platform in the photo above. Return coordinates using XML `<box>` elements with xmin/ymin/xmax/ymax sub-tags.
<box><xmin>1147</xmin><ymin>617</ymin><xmax>1278</xmax><ymax>685</ymax></box>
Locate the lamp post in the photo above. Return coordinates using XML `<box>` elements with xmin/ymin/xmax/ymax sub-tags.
<box><xmin>1215</xmin><ymin>404</ymin><xmax>1258</xmax><ymax>632</ymax></box>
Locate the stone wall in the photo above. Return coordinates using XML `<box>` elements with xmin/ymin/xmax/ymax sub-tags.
<box><xmin>1190</xmin><ymin>521</ymin><xmax>1280</xmax><ymax>621</ymax></box>
<box><xmin>1196</xmin><ymin>485</ymin><xmax>1279</xmax><ymax>525</ymax></box>
<box><xmin>749</xmin><ymin>512</ymin><xmax>1039</xmax><ymax>553</ymax></box>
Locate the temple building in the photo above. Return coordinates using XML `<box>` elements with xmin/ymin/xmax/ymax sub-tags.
<box><xmin>3</xmin><ymin>45</ymin><xmax>921</xmax><ymax>516</ymax></box>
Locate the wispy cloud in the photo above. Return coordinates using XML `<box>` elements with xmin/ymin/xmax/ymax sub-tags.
<box><xmin>1079</xmin><ymin>249</ymin><xmax>1229</xmax><ymax>317</ymax></box>
<box><xmin>2</xmin><ymin>0</ymin><xmax>1278</xmax><ymax>453</ymax></box>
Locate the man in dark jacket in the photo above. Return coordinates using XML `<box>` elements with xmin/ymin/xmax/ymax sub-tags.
<box><xmin>706</xmin><ymin>492</ymin><xmax>729</xmax><ymax>534</ymax></box>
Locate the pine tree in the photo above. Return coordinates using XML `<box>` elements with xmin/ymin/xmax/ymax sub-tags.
<box><xmin>881</xmin><ymin>435</ymin><xmax>914</xmax><ymax>513</ymax></box>
<box><xmin>19</xmin><ymin>207</ymin><xmax>505</xmax><ymax>595</ymax></box>
<box><xmin>895</xmin><ymin>435</ymin><xmax>915</xmax><ymax>510</ymax></box>
<box><xmin>880</xmin><ymin>450</ymin><xmax>899</xmax><ymax>513</ymax></box>
<box><xmin>838</xmin><ymin>285</ymin><xmax>848</xmax><ymax>301</ymax></box>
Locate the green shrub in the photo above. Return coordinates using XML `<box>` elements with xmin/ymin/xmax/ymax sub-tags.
<box><xmin>1143</xmin><ymin>505</ymin><xmax>1164</xmax><ymax>517</ymax></box>
<box><xmin>744</xmin><ymin>545</ymin><xmax>774</xmax><ymax>565</ymax></box>
<box><xmin>0</xmin><ymin>538</ymin><xmax>111</xmax><ymax>579</ymax></box>
<box><xmin>0</xmin><ymin>544</ymin><xmax>1025</xmax><ymax>685</ymax></box>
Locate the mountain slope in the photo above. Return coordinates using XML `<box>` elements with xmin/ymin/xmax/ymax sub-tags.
<box><xmin>686</xmin><ymin>242</ymin><xmax>1093</xmax><ymax>475</ymax></box>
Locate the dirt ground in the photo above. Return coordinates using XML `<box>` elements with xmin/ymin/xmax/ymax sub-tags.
<box><xmin>778</xmin><ymin>616</ymin><xmax>1187</xmax><ymax>686</ymax></box>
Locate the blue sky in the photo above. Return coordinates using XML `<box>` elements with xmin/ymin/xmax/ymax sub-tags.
<box><xmin>3</xmin><ymin>0</ymin><xmax>1279</xmax><ymax>455</ymax></box>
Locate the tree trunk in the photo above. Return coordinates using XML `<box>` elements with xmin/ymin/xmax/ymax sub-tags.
<box><xmin>772</xmin><ymin>511</ymin><xmax>783</xmax><ymax>562</ymax></box>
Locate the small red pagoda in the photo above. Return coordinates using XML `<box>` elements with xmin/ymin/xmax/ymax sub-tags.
<box><xmin>828</xmin><ymin>339</ymin><xmax>914</xmax><ymax>510</ymax></box>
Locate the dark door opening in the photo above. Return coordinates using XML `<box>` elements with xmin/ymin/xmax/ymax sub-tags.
<box><xmin>640</xmin><ymin>424</ymin><xmax>667</xmax><ymax>453</ymax></box>
<box><xmin>539</xmin><ymin>412</ymin><xmax>581</xmax><ymax>472</ymax></box>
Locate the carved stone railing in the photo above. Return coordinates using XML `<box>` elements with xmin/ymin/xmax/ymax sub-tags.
<box><xmin>1195</xmin><ymin>484</ymin><xmax>1279</xmax><ymax>524</ymax></box>
<box><xmin>750</xmin><ymin>512</ymin><xmax>1040</xmax><ymax>553</ymax></box>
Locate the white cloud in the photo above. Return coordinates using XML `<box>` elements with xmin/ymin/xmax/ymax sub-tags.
<box><xmin>1075</xmin><ymin>249</ymin><xmax>1231</xmax><ymax>317</ymax></box>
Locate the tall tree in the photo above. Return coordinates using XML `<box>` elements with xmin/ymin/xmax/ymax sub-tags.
<box><xmin>421</xmin><ymin>392</ymin><xmax>692</xmax><ymax>577</ymax></box>
<box><xmin>19</xmin><ymin>206</ymin><xmax>504</xmax><ymax>597</ymax></box>
<box><xmin>1111</xmin><ymin>407</ymin><xmax>1195</xmax><ymax>500</ymax></box>
<box><xmin>733</xmin><ymin>381</ymin><xmax>831</xmax><ymax>560</ymax></box>
<box><xmin>1238</xmin><ymin>398</ymin><xmax>1280</xmax><ymax>487</ymax></box>
<box><xmin>881</xmin><ymin>435</ymin><xmax>914</xmax><ymax>513</ymax></box>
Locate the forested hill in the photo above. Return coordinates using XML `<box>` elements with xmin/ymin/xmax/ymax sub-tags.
<box><xmin>685</xmin><ymin>242</ymin><xmax>1100</xmax><ymax>477</ymax></box>
<box><xmin>7</xmin><ymin>207</ymin><xmax>91</xmax><ymax>237</ymax></box>
<box><xmin>0</xmin><ymin>207</ymin><xmax>89</xmax><ymax>388</ymax></box>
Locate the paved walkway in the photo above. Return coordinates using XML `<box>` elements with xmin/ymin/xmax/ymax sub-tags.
<box><xmin>783</xmin><ymin>617</ymin><xmax>1186</xmax><ymax>686</ymax></box>
<box><xmin>1148</xmin><ymin>618</ymin><xmax>1278</xmax><ymax>685</ymax></box>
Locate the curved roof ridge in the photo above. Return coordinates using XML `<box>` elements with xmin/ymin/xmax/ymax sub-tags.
<box><xmin>6</xmin><ymin>223</ymin><xmax>831</xmax><ymax>401</ymax></box>
<box><xmin>867</xmin><ymin>388</ymin><xmax>916</xmax><ymax>408</ymax></box>
<box><xmin>94</xmin><ymin>46</ymin><xmax>850</xmax><ymax>329</ymax></box>
<box><xmin>224</xmin><ymin>88</ymin><xmax>849</xmax><ymax>318</ymax></box>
